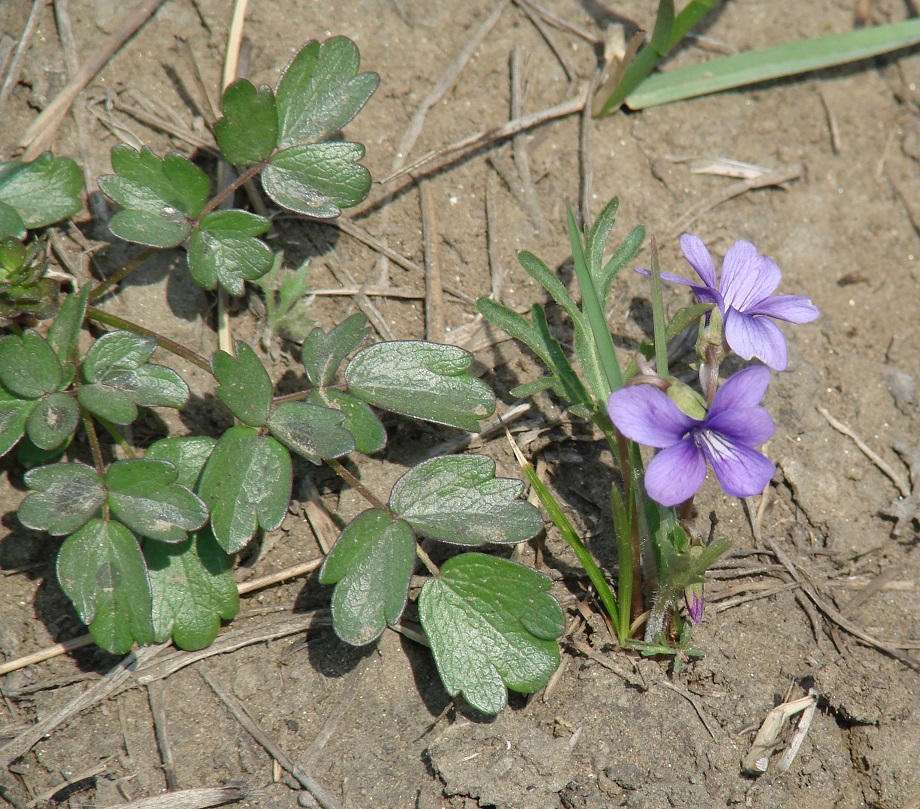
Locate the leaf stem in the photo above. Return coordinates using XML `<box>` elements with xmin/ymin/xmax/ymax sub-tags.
<box><xmin>86</xmin><ymin>307</ymin><xmax>212</xmax><ymax>373</ymax></box>
<box><xmin>415</xmin><ymin>543</ymin><xmax>440</xmax><ymax>577</ymax></box>
<box><xmin>199</xmin><ymin>160</ymin><xmax>267</xmax><ymax>218</ymax></box>
<box><xmin>89</xmin><ymin>247</ymin><xmax>157</xmax><ymax>302</ymax></box>
<box><xmin>79</xmin><ymin>404</ymin><xmax>106</xmax><ymax>476</ymax></box>
<box><xmin>325</xmin><ymin>457</ymin><xmax>386</xmax><ymax>510</ymax></box>
<box><xmin>93</xmin><ymin>415</ymin><xmax>136</xmax><ymax>459</ymax></box>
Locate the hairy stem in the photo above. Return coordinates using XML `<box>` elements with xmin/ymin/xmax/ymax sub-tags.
<box><xmin>86</xmin><ymin>307</ymin><xmax>211</xmax><ymax>373</ymax></box>
<box><xmin>89</xmin><ymin>247</ymin><xmax>157</xmax><ymax>302</ymax></box>
<box><xmin>326</xmin><ymin>458</ymin><xmax>386</xmax><ymax>510</ymax></box>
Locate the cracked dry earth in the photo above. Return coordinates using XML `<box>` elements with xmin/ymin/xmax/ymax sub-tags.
<box><xmin>1</xmin><ymin>1</ymin><xmax>919</xmax><ymax>808</ymax></box>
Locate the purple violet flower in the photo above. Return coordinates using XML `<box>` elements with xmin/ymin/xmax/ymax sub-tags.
<box><xmin>651</xmin><ymin>234</ymin><xmax>820</xmax><ymax>371</ymax></box>
<box><xmin>607</xmin><ymin>365</ymin><xmax>776</xmax><ymax>506</ymax></box>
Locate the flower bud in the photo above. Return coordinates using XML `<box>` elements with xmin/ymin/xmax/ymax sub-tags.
<box><xmin>665</xmin><ymin>378</ymin><xmax>708</xmax><ymax>420</ymax></box>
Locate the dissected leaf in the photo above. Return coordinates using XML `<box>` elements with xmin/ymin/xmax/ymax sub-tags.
<box><xmin>198</xmin><ymin>426</ymin><xmax>292</xmax><ymax>553</ymax></box>
<box><xmin>145</xmin><ymin>435</ymin><xmax>217</xmax><ymax>490</ymax></box>
<box><xmin>56</xmin><ymin>518</ymin><xmax>154</xmax><ymax>654</ymax></box>
<box><xmin>0</xmin><ymin>386</ymin><xmax>35</xmax><ymax>458</ymax></box>
<box><xmin>25</xmin><ymin>391</ymin><xmax>79</xmax><ymax>450</ymax></box>
<box><xmin>390</xmin><ymin>455</ymin><xmax>543</xmax><ymax>546</ymax></box>
<box><xmin>187</xmin><ymin>209</ymin><xmax>274</xmax><ymax>295</ymax></box>
<box><xmin>301</xmin><ymin>313</ymin><xmax>369</xmax><ymax>386</ymax></box>
<box><xmin>106</xmin><ymin>459</ymin><xmax>209</xmax><ymax>543</ymax></box>
<box><xmin>266</xmin><ymin>400</ymin><xmax>354</xmax><ymax>463</ymax></box>
<box><xmin>319</xmin><ymin>508</ymin><xmax>415</xmax><ymax>645</ymax></box>
<box><xmin>345</xmin><ymin>341</ymin><xmax>494</xmax><ymax>431</ymax></box>
<box><xmin>0</xmin><ymin>152</ymin><xmax>83</xmax><ymax>229</ymax></box>
<box><xmin>308</xmin><ymin>388</ymin><xmax>385</xmax><ymax>455</ymax></box>
<box><xmin>214</xmin><ymin>79</ymin><xmax>278</xmax><ymax>165</ymax></box>
<box><xmin>211</xmin><ymin>341</ymin><xmax>273</xmax><ymax>426</ymax></box>
<box><xmin>19</xmin><ymin>462</ymin><xmax>105</xmax><ymax>535</ymax></box>
<box><xmin>145</xmin><ymin>527</ymin><xmax>239</xmax><ymax>650</ymax></box>
<box><xmin>98</xmin><ymin>146</ymin><xmax>210</xmax><ymax>248</ymax></box>
<box><xmin>275</xmin><ymin>37</ymin><xmax>379</xmax><ymax>147</ymax></box>
<box><xmin>80</xmin><ymin>330</ymin><xmax>189</xmax><ymax>424</ymax></box>
<box><xmin>0</xmin><ymin>329</ymin><xmax>62</xmax><ymax>399</ymax></box>
<box><xmin>262</xmin><ymin>142</ymin><xmax>371</xmax><ymax>218</ymax></box>
<box><xmin>418</xmin><ymin>553</ymin><xmax>564</xmax><ymax>714</ymax></box>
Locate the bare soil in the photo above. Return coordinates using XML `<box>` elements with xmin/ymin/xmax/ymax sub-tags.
<box><xmin>1</xmin><ymin>1</ymin><xmax>918</xmax><ymax>808</ymax></box>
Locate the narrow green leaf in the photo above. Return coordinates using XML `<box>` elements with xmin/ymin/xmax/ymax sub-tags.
<box><xmin>308</xmin><ymin>389</ymin><xmax>386</xmax><ymax>455</ymax></box>
<box><xmin>508</xmin><ymin>377</ymin><xmax>557</xmax><ymax>399</ymax></box>
<box><xmin>25</xmin><ymin>391</ymin><xmax>79</xmax><ymax>450</ymax></box>
<box><xmin>390</xmin><ymin>455</ymin><xmax>543</xmax><ymax>546</ymax></box>
<box><xmin>106</xmin><ymin>459</ymin><xmax>209</xmax><ymax>543</ymax></box>
<box><xmin>0</xmin><ymin>387</ymin><xmax>35</xmax><ymax>458</ymax></box>
<box><xmin>0</xmin><ymin>330</ymin><xmax>62</xmax><ymax>399</ymax></box>
<box><xmin>145</xmin><ymin>435</ymin><xmax>217</xmax><ymax>490</ymax></box>
<box><xmin>19</xmin><ymin>462</ymin><xmax>105</xmax><ymax>536</ymax></box>
<box><xmin>262</xmin><ymin>141</ymin><xmax>372</xmax><ymax>219</ymax></box>
<box><xmin>56</xmin><ymin>518</ymin><xmax>154</xmax><ymax>653</ymax></box>
<box><xmin>601</xmin><ymin>224</ymin><xmax>646</xmax><ymax>303</ymax></box>
<box><xmin>266</xmin><ymin>400</ymin><xmax>354</xmax><ymax>463</ymax></box>
<box><xmin>0</xmin><ymin>152</ymin><xmax>83</xmax><ymax>228</ymax></box>
<box><xmin>301</xmin><ymin>313</ymin><xmax>369</xmax><ymax>386</ymax></box>
<box><xmin>145</xmin><ymin>528</ymin><xmax>239</xmax><ymax>650</ymax></box>
<box><xmin>585</xmin><ymin>196</ymin><xmax>619</xmax><ymax>288</ymax></box>
<box><xmin>626</xmin><ymin>18</ymin><xmax>920</xmax><ymax>110</ymax></box>
<box><xmin>418</xmin><ymin>552</ymin><xmax>564</xmax><ymax>714</ymax></box>
<box><xmin>198</xmin><ymin>426</ymin><xmax>292</xmax><ymax>553</ymax></box>
<box><xmin>48</xmin><ymin>285</ymin><xmax>91</xmax><ymax>363</ymax></box>
<box><xmin>319</xmin><ymin>508</ymin><xmax>415</xmax><ymax>645</ymax></box>
<box><xmin>650</xmin><ymin>0</ymin><xmax>675</xmax><ymax>54</ymax></box>
<box><xmin>516</xmin><ymin>250</ymin><xmax>581</xmax><ymax>325</ymax></box>
<box><xmin>211</xmin><ymin>341</ymin><xmax>273</xmax><ymax>427</ymax></box>
<box><xmin>274</xmin><ymin>37</ymin><xmax>379</xmax><ymax>147</ymax></box>
<box><xmin>214</xmin><ymin>79</ymin><xmax>279</xmax><ymax>165</ymax></box>
<box><xmin>345</xmin><ymin>341</ymin><xmax>494</xmax><ymax>431</ymax></box>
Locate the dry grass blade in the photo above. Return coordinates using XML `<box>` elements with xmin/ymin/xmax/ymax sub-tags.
<box><xmin>147</xmin><ymin>681</ymin><xmax>179</xmax><ymax>790</ymax></box>
<box><xmin>19</xmin><ymin>0</ymin><xmax>167</xmax><ymax>159</ymax></box>
<box><xmin>98</xmin><ymin>785</ymin><xmax>255</xmax><ymax>809</ymax></box>
<box><xmin>0</xmin><ymin>0</ymin><xmax>45</xmax><ymax>121</ymax></box>
<box><xmin>420</xmin><ymin>180</ymin><xmax>445</xmax><ymax>342</ymax></box>
<box><xmin>201</xmin><ymin>671</ymin><xmax>341</xmax><ymax>809</ymax></box>
<box><xmin>25</xmin><ymin>756</ymin><xmax>115</xmax><ymax>808</ymax></box>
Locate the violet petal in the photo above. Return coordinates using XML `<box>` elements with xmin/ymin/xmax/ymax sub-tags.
<box><xmin>698</xmin><ymin>432</ymin><xmax>776</xmax><ymax>497</ymax></box>
<box><xmin>706</xmin><ymin>408</ymin><xmax>776</xmax><ymax>447</ymax></box>
<box><xmin>679</xmin><ymin>233</ymin><xmax>717</xmax><ymax>289</ymax></box>
<box><xmin>747</xmin><ymin>293</ymin><xmax>821</xmax><ymax>323</ymax></box>
<box><xmin>644</xmin><ymin>439</ymin><xmax>708</xmax><ymax>506</ymax></box>
<box><xmin>720</xmin><ymin>242</ymin><xmax>782</xmax><ymax>312</ymax></box>
<box><xmin>708</xmin><ymin>365</ymin><xmax>772</xmax><ymax>416</ymax></box>
<box><xmin>608</xmin><ymin>386</ymin><xmax>697</xmax><ymax>448</ymax></box>
<box><xmin>724</xmin><ymin>309</ymin><xmax>789</xmax><ymax>371</ymax></box>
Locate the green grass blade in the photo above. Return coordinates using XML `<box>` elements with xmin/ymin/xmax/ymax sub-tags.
<box><xmin>649</xmin><ymin>237</ymin><xmax>668</xmax><ymax>378</ymax></box>
<box><xmin>626</xmin><ymin>18</ymin><xmax>920</xmax><ymax>109</ymax></box>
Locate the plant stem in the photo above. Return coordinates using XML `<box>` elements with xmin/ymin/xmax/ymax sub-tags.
<box><xmin>649</xmin><ymin>235</ymin><xmax>669</xmax><ymax>377</ymax></box>
<box><xmin>86</xmin><ymin>307</ymin><xmax>212</xmax><ymax>373</ymax></box>
<box><xmin>89</xmin><ymin>247</ymin><xmax>157</xmax><ymax>302</ymax></box>
<box><xmin>325</xmin><ymin>458</ymin><xmax>386</xmax><ymax>510</ymax></box>
<box><xmin>93</xmin><ymin>415</ymin><xmax>136</xmax><ymax>459</ymax></box>
<box><xmin>415</xmin><ymin>543</ymin><xmax>440</xmax><ymax>577</ymax></box>
<box><xmin>80</xmin><ymin>404</ymin><xmax>106</xmax><ymax>476</ymax></box>
<box><xmin>199</xmin><ymin>160</ymin><xmax>267</xmax><ymax>218</ymax></box>
<box><xmin>617</xmin><ymin>431</ymin><xmax>645</xmax><ymax>623</ymax></box>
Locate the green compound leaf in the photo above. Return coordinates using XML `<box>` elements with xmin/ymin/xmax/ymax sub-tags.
<box><xmin>211</xmin><ymin>341</ymin><xmax>273</xmax><ymax>427</ymax></box>
<box><xmin>345</xmin><ymin>341</ymin><xmax>494</xmax><ymax>431</ymax></box>
<box><xmin>301</xmin><ymin>313</ymin><xmax>369</xmax><ymax>386</ymax></box>
<box><xmin>48</xmin><ymin>285</ymin><xmax>91</xmax><ymax>364</ymax></box>
<box><xmin>260</xmin><ymin>37</ymin><xmax>379</xmax><ymax>218</ymax></box>
<box><xmin>98</xmin><ymin>145</ymin><xmax>210</xmax><ymax>248</ymax></box>
<box><xmin>418</xmin><ymin>552</ymin><xmax>564</xmax><ymax>714</ymax></box>
<box><xmin>105</xmin><ymin>459</ymin><xmax>209</xmax><ymax>543</ymax></box>
<box><xmin>144</xmin><ymin>527</ymin><xmax>239</xmax><ymax>650</ymax></box>
<box><xmin>19</xmin><ymin>462</ymin><xmax>105</xmax><ymax>536</ymax></box>
<box><xmin>0</xmin><ymin>386</ymin><xmax>36</xmax><ymax>458</ymax></box>
<box><xmin>275</xmin><ymin>36</ymin><xmax>379</xmax><ymax>147</ymax></box>
<box><xmin>57</xmin><ymin>518</ymin><xmax>154</xmax><ymax>654</ymax></box>
<box><xmin>0</xmin><ymin>152</ymin><xmax>83</xmax><ymax>229</ymax></box>
<box><xmin>214</xmin><ymin>79</ymin><xmax>278</xmax><ymax>165</ymax></box>
<box><xmin>25</xmin><ymin>391</ymin><xmax>79</xmax><ymax>450</ymax></box>
<box><xmin>198</xmin><ymin>426</ymin><xmax>292</xmax><ymax>553</ymax></box>
<box><xmin>262</xmin><ymin>142</ymin><xmax>371</xmax><ymax>219</ymax></box>
<box><xmin>308</xmin><ymin>388</ymin><xmax>385</xmax><ymax>455</ymax></box>
<box><xmin>187</xmin><ymin>209</ymin><xmax>274</xmax><ymax>296</ymax></box>
<box><xmin>266</xmin><ymin>401</ymin><xmax>354</xmax><ymax>464</ymax></box>
<box><xmin>319</xmin><ymin>508</ymin><xmax>415</xmax><ymax>645</ymax></box>
<box><xmin>145</xmin><ymin>435</ymin><xmax>217</xmax><ymax>490</ymax></box>
<box><xmin>0</xmin><ymin>329</ymin><xmax>62</xmax><ymax>399</ymax></box>
<box><xmin>390</xmin><ymin>455</ymin><xmax>543</xmax><ymax>546</ymax></box>
<box><xmin>79</xmin><ymin>330</ymin><xmax>189</xmax><ymax>424</ymax></box>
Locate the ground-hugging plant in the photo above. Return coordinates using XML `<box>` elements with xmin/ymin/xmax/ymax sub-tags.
<box><xmin>0</xmin><ymin>37</ymin><xmax>563</xmax><ymax>715</ymax></box>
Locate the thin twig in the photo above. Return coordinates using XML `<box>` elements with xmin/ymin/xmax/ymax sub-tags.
<box><xmin>200</xmin><ymin>671</ymin><xmax>341</xmax><ymax>809</ymax></box>
<box><xmin>514</xmin><ymin>0</ymin><xmax>576</xmax><ymax>83</ymax></box>
<box><xmin>656</xmin><ymin>680</ymin><xmax>719</xmax><ymax>740</ymax></box>
<box><xmin>420</xmin><ymin>180</ymin><xmax>445</xmax><ymax>342</ymax></box>
<box><xmin>326</xmin><ymin>257</ymin><xmax>395</xmax><ymax>340</ymax></box>
<box><xmin>510</xmin><ymin>46</ymin><xmax>547</xmax><ymax>230</ymax></box>
<box><xmin>96</xmin><ymin>786</ymin><xmax>253</xmax><ymax>809</ymax></box>
<box><xmin>147</xmin><ymin>681</ymin><xmax>178</xmax><ymax>790</ymax></box>
<box><xmin>817</xmin><ymin>88</ymin><xmax>842</xmax><ymax>154</ymax></box>
<box><xmin>20</xmin><ymin>0</ymin><xmax>167</xmax><ymax>159</ymax></box>
<box><xmin>817</xmin><ymin>406</ymin><xmax>910</xmax><ymax>496</ymax></box>
<box><xmin>0</xmin><ymin>0</ymin><xmax>45</xmax><ymax>121</ymax></box>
